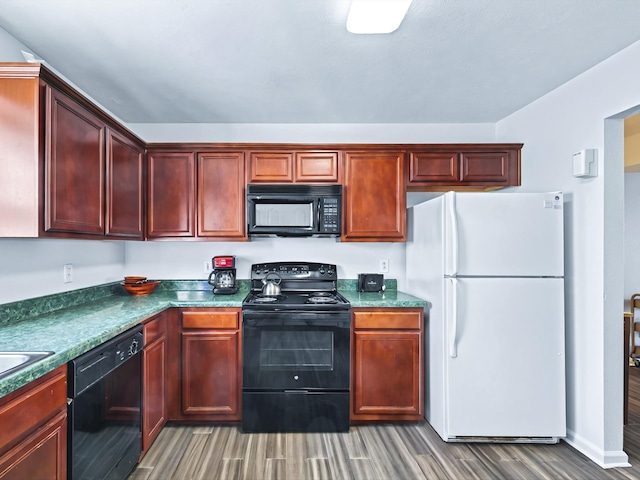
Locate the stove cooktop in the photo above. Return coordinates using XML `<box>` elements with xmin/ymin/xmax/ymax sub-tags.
<box><xmin>243</xmin><ymin>262</ymin><xmax>350</xmax><ymax>311</ymax></box>
<box><xmin>242</xmin><ymin>290</ymin><xmax>350</xmax><ymax>311</ymax></box>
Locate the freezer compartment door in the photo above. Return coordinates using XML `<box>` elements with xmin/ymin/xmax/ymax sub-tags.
<box><xmin>445</xmin><ymin>192</ymin><xmax>564</xmax><ymax>277</ymax></box>
<box><xmin>444</xmin><ymin>277</ymin><xmax>565</xmax><ymax>438</ymax></box>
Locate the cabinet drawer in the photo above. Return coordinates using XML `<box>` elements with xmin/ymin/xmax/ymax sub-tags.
<box><xmin>0</xmin><ymin>366</ymin><xmax>67</xmax><ymax>453</ymax></box>
<box><xmin>181</xmin><ymin>311</ymin><xmax>239</xmax><ymax>329</ymax></box>
<box><xmin>143</xmin><ymin>314</ymin><xmax>167</xmax><ymax>345</ymax></box>
<box><xmin>353</xmin><ymin>309</ymin><xmax>422</xmax><ymax>330</ymax></box>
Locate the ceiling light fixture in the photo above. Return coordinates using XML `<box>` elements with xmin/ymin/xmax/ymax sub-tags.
<box><xmin>347</xmin><ymin>0</ymin><xmax>413</xmax><ymax>34</ymax></box>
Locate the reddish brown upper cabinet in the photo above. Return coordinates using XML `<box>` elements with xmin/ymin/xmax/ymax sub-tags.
<box><xmin>407</xmin><ymin>144</ymin><xmax>522</xmax><ymax>190</ymax></box>
<box><xmin>197</xmin><ymin>152</ymin><xmax>246</xmax><ymax>239</ymax></box>
<box><xmin>295</xmin><ymin>151</ymin><xmax>340</xmax><ymax>182</ymax></box>
<box><xmin>351</xmin><ymin>308</ymin><xmax>424</xmax><ymax>423</ymax></box>
<box><xmin>147</xmin><ymin>151</ymin><xmax>196</xmax><ymax>238</ymax></box>
<box><xmin>248</xmin><ymin>150</ymin><xmax>340</xmax><ymax>183</ymax></box>
<box><xmin>44</xmin><ymin>86</ymin><xmax>106</xmax><ymax>235</ymax></box>
<box><xmin>106</xmin><ymin>129</ymin><xmax>144</xmax><ymax>239</ymax></box>
<box><xmin>248</xmin><ymin>151</ymin><xmax>294</xmax><ymax>183</ymax></box>
<box><xmin>0</xmin><ymin>62</ymin><xmax>145</xmax><ymax>239</ymax></box>
<box><xmin>343</xmin><ymin>151</ymin><xmax>406</xmax><ymax>242</ymax></box>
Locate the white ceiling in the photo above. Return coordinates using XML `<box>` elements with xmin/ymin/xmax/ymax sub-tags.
<box><xmin>1</xmin><ymin>0</ymin><xmax>640</xmax><ymax>124</ymax></box>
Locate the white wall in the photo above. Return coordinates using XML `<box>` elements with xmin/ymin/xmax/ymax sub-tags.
<box><xmin>0</xmin><ymin>239</ymin><xmax>126</xmax><ymax>304</ymax></box>
<box><xmin>128</xmin><ymin>122</ymin><xmax>496</xmax><ymax>144</ymax></box>
<box><xmin>124</xmin><ymin>238</ymin><xmax>404</xmax><ymax>281</ymax></box>
<box><xmin>0</xmin><ymin>25</ymin><xmax>30</xmax><ymax>60</ymax></box>
<box><xmin>496</xmin><ymin>39</ymin><xmax>640</xmax><ymax>467</ymax></box>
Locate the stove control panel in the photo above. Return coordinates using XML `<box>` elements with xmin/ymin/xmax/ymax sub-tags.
<box><xmin>251</xmin><ymin>262</ymin><xmax>337</xmax><ymax>280</ymax></box>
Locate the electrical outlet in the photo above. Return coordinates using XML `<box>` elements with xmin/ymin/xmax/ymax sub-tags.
<box><xmin>379</xmin><ymin>259</ymin><xmax>389</xmax><ymax>273</ymax></box>
<box><xmin>204</xmin><ymin>260</ymin><xmax>212</xmax><ymax>273</ymax></box>
<box><xmin>63</xmin><ymin>264</ymin><xmax>73</xmax><ymax>283</ymax></box>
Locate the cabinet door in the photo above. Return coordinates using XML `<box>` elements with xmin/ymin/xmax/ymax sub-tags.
<box><xmin>460</xmin><ymin>150</ymin><xmax>514</xmax><ymax>184</ymax></box>
<box><xmin>181</xmin><ymin>330</ymin><xmax>240</xmax><ymax>418</ymax></box>
<box><xmin>106</xmin><ymin>129</ymin><xmax>144</xmax><ymax>238</ymax></box>
<box><xmin>147</xmin><ymin>151</ymin><xmax>195</xmax><ymax>237</ymax></box>
<box><xmin>0</xmin><ymin>410</ymin><xmax>67</xmax><ymax>480</ymax></box>
<box><xmin>197</xmin><ymin>152</ymin><xmax>246</xmax><ymax>238</ymax></box>
<box><xmin>45</xmin><ymin>86</ymin><xmax>105</xmax><ymax>234</ymax></box>
<box><xmin>295</xmin><ymin>151</ymin><xmax>339</xmax><ymax>182</ymax></box>
<box><xmin>248</xmin><ymin>152</ymin><xmax>293</xmax><ymax>182</ymax></box>
<box><xmin>408</xmin><ymin>151</ymin><xmax>459</xmax><ymax>184</ymax></box>
<box><xmin>406</xmin><ymin>145</ymin><xmax>522</xmax><ymax>189</ymax></box>
<box><xmin>343</xmin><ymin>151</ymin><xmax>406</xmax><ymax>241</ymax></box>
<box><xmin>143</xmin><ymin>338</ymin><xmax>166</xmax><ymax>453</ymax></box>
<box><xmin>352</xmin><ymin>330</ymin><xmax>422</xmax><ymax>419</ymax></box>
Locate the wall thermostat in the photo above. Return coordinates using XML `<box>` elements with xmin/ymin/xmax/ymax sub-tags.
<box><xmin>572</xmin><ymin>149</ymin><xmax>598</xmax><ymax>178</ymax></box>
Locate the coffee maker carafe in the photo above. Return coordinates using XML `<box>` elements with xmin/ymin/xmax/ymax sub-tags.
<box><xmin>208</xmin><ymin>256</ymin><xmax>238</xmax><ymax>294</ymax></box>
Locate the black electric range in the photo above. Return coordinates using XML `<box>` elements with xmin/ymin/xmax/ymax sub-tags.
<box><xmin>241</xmin><ymin>261</ymin><xmax>351</xmax><ymax>433</ymax></box>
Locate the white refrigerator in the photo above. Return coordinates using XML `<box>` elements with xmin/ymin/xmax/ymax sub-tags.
<box><xmin>405</xmin><ymin>191</ymin><xmax>566</xmax><ymax>442</ymax></box>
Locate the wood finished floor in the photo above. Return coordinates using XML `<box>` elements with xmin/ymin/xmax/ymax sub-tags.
<box><xmin>129</xmin><ymin>370</ymin><xmax>640</xmax><ymax>480</ymax></box>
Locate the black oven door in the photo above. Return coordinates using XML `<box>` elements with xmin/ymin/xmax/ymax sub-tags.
<box><xmin>242</xmin><ymin>311</ymin><xmax>350</xmax><ymax>391</ymax></box>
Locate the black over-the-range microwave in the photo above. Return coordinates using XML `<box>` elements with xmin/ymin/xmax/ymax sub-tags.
<box><xmin>246</xmin><ymin>184</ymin><xmax>342</xmax><ymax>237</ymax></box>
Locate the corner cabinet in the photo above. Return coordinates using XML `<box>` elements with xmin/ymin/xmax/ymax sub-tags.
<box><xmin>0</xmin><ymin>62</ymin><xmax>144</xmax><ymax>239</ymax></box>
<box><xmin>406</xmin><ymin>144</ymin><xmax>522</xmax><ymax>190</ymax></box>
<box><xmin>343</xmin><ymin>151</ymin><xmax>406</xmax><ymax>242</ymax></box>
<box><xmin>178</xmin><ymin>308</ymin><xmax>241</xmax><ymax>421</ymax></box>
<box><xmin>0</xmin><ymin>366</ymin><xmax>67</xmax><ymax>479</ymax></box>
<box><xmin>142</xmin><ymin>313</ymin><xmax>168</xmax><ymax>455</ymax></box>
<box><xmin>351</xmin><ymin>308</ymin><xmax>424</xmax><ymax>422</ymax></box>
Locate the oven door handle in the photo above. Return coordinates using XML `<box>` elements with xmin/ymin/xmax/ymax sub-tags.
<box><xmin>243</xmin><ymin>317</ymin><xmax>350</xmax><ymax>328</ymax></box>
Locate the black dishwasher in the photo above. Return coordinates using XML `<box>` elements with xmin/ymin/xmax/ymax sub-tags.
<box><xmin>68</xmin><ymin>325</ymin><xmax>143</xmax><ymax>480</ymax></box>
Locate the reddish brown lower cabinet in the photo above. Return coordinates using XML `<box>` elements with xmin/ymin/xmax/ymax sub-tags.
<box><xmin>142</xmin><ymin>313</ymin><xmax>168</xmax><ymax>454</ymax></box>
<box><xmin>351</xmin><ymin>308</ymin><xmax>424</xmax><ymax>422</ymax></box>
<box><xmin>179</xmin><ymin>308</ymin><xmax>241</xmax><ymax>421</ymax></box>
<box><xmin>0</xmin><ymin>366</ymin><xmax>67</xmax><ymax>480</ymax></box>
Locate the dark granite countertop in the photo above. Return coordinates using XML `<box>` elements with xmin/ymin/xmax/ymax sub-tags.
<box><xmin>0</xmin><ymin>280</ymin><xmax>426</xmax><ymax>398</ymax></box>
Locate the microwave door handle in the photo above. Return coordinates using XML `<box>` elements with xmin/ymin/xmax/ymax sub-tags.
<box><xmin>317</xmin><ymin>199</ymin><xmax>321</xmax><ymax>231</ymax></box>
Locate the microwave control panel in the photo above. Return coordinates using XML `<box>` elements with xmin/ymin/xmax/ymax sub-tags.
<box><xmin>319</xmin><ymin>197</ymin><xmax>341</xmax><ymax>233</ymax></box>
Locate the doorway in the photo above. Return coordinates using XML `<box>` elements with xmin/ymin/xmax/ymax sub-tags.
<box><xmin>625</xmin><ymin>113</ymin><xmax>640</xmax><ymax>440</ymax></box>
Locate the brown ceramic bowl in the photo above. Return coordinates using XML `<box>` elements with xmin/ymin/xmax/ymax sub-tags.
<box><xmin>124</xmin><ymin>276</ymin><xmax>147</xmax><ymax>285</ymax></box>
<box><xmin>121</xmin><ymin>280</ymin><xmax>160</xmax><ymax>296</ymax></box>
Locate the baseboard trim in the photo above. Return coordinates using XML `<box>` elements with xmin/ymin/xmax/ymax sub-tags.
<box><xmin>564</xmin><ymin>428</ymin><xmax>630</xmax><ymax>468</ymax></box>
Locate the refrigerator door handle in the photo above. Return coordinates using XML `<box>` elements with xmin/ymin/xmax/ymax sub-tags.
<box><xmin>447</xmin><ymin>192</ymin><xmax>459</xmax><ymax>276</ymax></box>
<box><xmin>448</xmin><ymin>277</ymin><xmax>458</xmax><ymax>358</ymax></box>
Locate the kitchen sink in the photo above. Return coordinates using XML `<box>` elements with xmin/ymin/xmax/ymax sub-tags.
<box><xmin>0</xmin><ymin>351</ymin><xmax>55</xmax><ymax>381</ymax></box>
